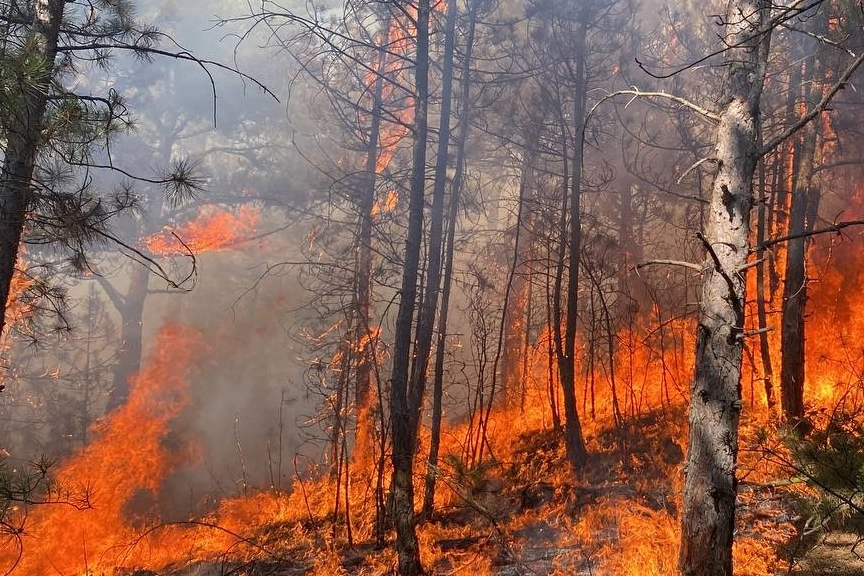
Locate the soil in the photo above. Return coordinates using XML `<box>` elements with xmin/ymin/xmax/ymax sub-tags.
<box><xmin>791</xmin><ymin>532</ymin><xmax>864</xmax><ymax>576</ymax></box>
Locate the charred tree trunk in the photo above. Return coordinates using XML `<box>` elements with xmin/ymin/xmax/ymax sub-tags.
<box><xmin>408</xmin><ymin>0</ymin><xmax>455</xmax><ymax>441</ymax></box>
<box><xmin>557</xmin><ymin>6</ymin><xmax>589</xmax><ymax>473</ymax></box>
<box><xmin>104</xmin><ymin>264</ymin><xmax>149</xmax><ymax>412</ymax></box>
<box><xmin>488</xmin><ymin>150</ymin><xmax>535</xmax><ymax>444</ymax></box>
<box><xmin>389</xmin><ymin>0</ymin><xmax>430</xmax><ymax>572</ymax></box>
<box><xmin>780</xmin><ymin>54</ymin><xmax>823</xmax><ymax>424</ymax></box>
<box><xmin>423</xmin><ymin>0</ymin><xmax>476</xmax><ymax>519</ymax></box>
<box><xmin>354</xmin><ymin>35</ymin><xmax>387</xmax><ymax>449</ymax></box>
<box><xmin>500</xmin><ymin>148</ymin><xmax>539</xmax><ymax>404</ymax></box>
<box><xmin>754</xmin><ymin>151</ymin><xmax>775</xmax><ymax>410</ymax></box>
<box><xmin>0</xmin><ymin>0</ymin><xmax>65</xmax><ymax>340</ymax></box>
<box><xmin>779</xmin><ymin>124</ymin><xmax>816</xmax><ymax>424</ymax></box>
<box><xmin>679</xmin><ymin>1</ymin><xmax>771</xmax><ymax>574</ymax></box>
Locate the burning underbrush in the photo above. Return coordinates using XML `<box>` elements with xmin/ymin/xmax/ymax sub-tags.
<box><xmin>3</xmin><ymin>241</ymin><xmax>864</xmax><ymax>575</ymax></box>
<box><xmin>0</xmin><ymin>380</ymin><xmax>827</xmax><ymax>576</ymax></box>
<box><xmin>0</xmin><ymin>318</ymin><xmax>857</xmax><ymax>576</ymax></box>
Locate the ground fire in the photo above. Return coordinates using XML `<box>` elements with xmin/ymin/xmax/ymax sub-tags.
<box><xmin>1</xmin><ymin>230</ymin><xmax>863</xmax><ymax>574</ymax></box>
<box><xmin>1</xmin><ymin>0</ymin><xmax>863</xmax><ymax>575</ymax></box>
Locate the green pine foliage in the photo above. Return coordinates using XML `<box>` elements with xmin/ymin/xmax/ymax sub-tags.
<box><xmin>0</xmin><ymin>0</ymin><xmax>204</xmax><ymax>333</ymax></box>
<box><xmin>789</xmin><ymin>404</ymin><xmax>864</xmax><ymax>532</ymax></box>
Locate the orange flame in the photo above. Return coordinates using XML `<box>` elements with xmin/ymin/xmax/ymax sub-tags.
<box><xmin>1</xmin><ymin>324</ymin><xmax>205</xmax><ymax>575</ymax></box>
<box><xmin>0</xmin><ymin>253</ymin><xmax>35</xmax><ymax>352</ymax></box>
<box><xmin>143</xmin><ymin>205</ymin><xmax>261</xmax><ymax>255</ymax></box>
<box><xmin>371</xmin><ymin>189</ymin><xmax>399</xmax><ymax>218</ymax></box>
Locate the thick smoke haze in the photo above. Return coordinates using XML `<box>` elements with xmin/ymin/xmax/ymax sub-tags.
<box><xmin>0</xmin><ymin>0</ymin><xmax>329</xmax><ymax>510</ymax></box>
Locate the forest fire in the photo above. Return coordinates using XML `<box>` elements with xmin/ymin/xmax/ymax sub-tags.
<box><xmin>143</xmin><ymin>205</ymin><xmax>262</xmax><ymax>255</ymax></box>
<box><xmin>1</xmin><ymin>0</ymin><xmax>863</xmax><ymax>575</ymax></box>
<box><xmin>0</xmin><ymin>255</ymin><xmax>35</xmax><ymax>352</ymax></box>
<box><xmin>2</xmin><ymin>246</ymin><xmax>857</xmax><ymax>575</ymax></box>
<box><xmin>0</xmin><ymin>240</ymin><xmax>861</xmax><ymax>576</ymax></box>
<box><xmin>0</xmin><ymin>325</ymin><xmax>205</xmax><ymax>575</ymax></box>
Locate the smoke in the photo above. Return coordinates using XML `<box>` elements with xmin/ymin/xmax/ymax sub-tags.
<box><xmin>151</xmin><ymin>243</ymin><xmax>317</xmax><ymax>517</ymax></box>
<box><xmin>0</xmin><ymin>0</ymin><xmax>331</xmax><ymax>518</ymax></box>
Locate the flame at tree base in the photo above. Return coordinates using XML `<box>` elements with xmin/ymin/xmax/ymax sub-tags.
<box><xmin>7</xmin><ymin>244</ymin><xmax>864</xmax><ymax>575</ymax></box>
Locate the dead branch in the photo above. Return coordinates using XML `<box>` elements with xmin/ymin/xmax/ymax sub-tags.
<box><xmin>587</xmin><ymin>88</ymin><xmax>720</xmax><ymax>128</ymax></box>
<box><xmin>754</xmin><ymin>219</ymin><xmax>864</xmax><ymax>251</ymax></box>
<box><xmin>634</xmin><ymin>259</ymin><xmax>703</xmax><ymax>273</ymax></box>
<box><xmin>761</xmin><ymin>49</ymin><xmax>864</xmax><ymax>154</ymax></box>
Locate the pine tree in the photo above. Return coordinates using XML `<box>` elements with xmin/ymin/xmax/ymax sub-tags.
<box><xmin>0</xmin><ymin>0</ymin><xmax>204</xmax><ymax>341</ymax></box>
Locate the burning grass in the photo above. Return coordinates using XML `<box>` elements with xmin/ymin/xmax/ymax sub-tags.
<box><xmin>6</xmin><ymin>244</ymin><xmax>864</xmax><ymax>575</ymax></box>
<box><xmin>0</xmin><ymin>324</ymin><xmax>205</xmax><ymax>575</ymax></box>
<box><xmin>0</xmin><ymin>380</ymin><xmax>845</xmax><ymax>575</ymax></box>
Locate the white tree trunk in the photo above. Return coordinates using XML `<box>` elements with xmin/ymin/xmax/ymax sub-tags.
<box><xmin>679</xmin><ymin>1</ymin><xmax>772</xmax><ymax>574</ymax></box>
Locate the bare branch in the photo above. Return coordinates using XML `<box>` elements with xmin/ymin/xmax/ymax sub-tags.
<box><xmin>587</xmin><ymin>89</ymin><xmax>720</xmax><ymax>129</ymax></box>
<box><xmin>634</xmin><ymin>259</ymin><xmax>703</xmax><ymax>273</ymax></box>
<box><xmin>678</xmin><ymin>157</ymin><xmax>718</xmax><ymax>184</ymax></box>
<box><xmin>58</xmin><ymin>43</ymin><xmax>279</xmax><ymax>125</ymax></box>
<box><xmin>761</xmin><ymin>50</ymin><xmax>864</xmax><ymax>154</ymax></box>
<box><xmin>754</xmin><ymin>219</ymin><xmax>864</xmax><ymax>250</ymax></box>
<box><xmin>86</xmin><ymin>227</ymin><xmax>196</xmax><ymax>292</ymax></box>
<box><xmin>636</xmin><ymin>0</ymin><xmax>825</xmax><ymax>79</ymax></box>
<box><xmin>780</xmin><ymin>22</ymin><xmax>858</xmax><ymax>58</ymax></box>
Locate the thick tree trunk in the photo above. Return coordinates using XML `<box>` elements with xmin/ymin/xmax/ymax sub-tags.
<box><xmin>679</xmin><ymin>1</ymin><xmax>771</xmax><ymax>575</ymax></box>
<box><xmin>0</xmin><ymin>0</ymin><xmax>65</xmax><ymax>340</ymax></box>
<box><xmin>389</xmin><ymin>0</ymin><xmax>430</xmax><ymax>572</ymax></box>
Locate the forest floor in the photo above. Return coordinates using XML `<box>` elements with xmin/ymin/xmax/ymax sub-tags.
<box><xmin>140</xmin><ymin>408</ymin><xmax>863</xmax><ymax>576</ymax></box>
<box><xmin>790</xmin><ymin>532</ymin><xmax>864</xmax><ymax>576</ymax></box>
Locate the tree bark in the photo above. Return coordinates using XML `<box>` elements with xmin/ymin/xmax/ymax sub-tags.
<box><xmin>408</xmin><ymin>0</ymin><xmax>456</xmax><ymax>444</ymax></box>
<box><xmin>500</xmin><ymin>150</ymin><xmax>538</xmax><ymax>405</ymax></box>
<box><xmin>354</xmin><ymin>28</ymin><xmax>388</xmax><ymax>447</ymax></box>
<box><xmin>105</xmin><ymin>263</ymin><xmax>149</xmax><ymax>412</ymax></box>
<box><xmin>423</xmin><ymin>0</ymin><xmax>476</xmax><ymax>519</ymax></box>
<box><xmin>779</xmin><ymin>119</ymin><xmax>816</xmax><ymax>424</ymax></box>
<box><xmin>780</xmin><ymin>52</ymin><xmax>824</xmax><ymax>424</ymax></box>
<box><xmin>679</xmin><ymin>1</ymin><xmax>771</xmax><ymax>575</ymax></box>
<box><xmin>389</xmin><ymin>0</ymin><xmax>430</xmax><ymax>572</ymax></box>
<box><xmin>0</xmin><ymin>0</ymin><xmax>65</xmax><ymax>341</ymax></box>
<box><xmin>754</xmin><ymin>151</ymin><xmax>775</xmax><ymax>411</ymax></box>
<box><xmin>557</xmin><ymin>5</ymin><xmax>589</xmax><ymax>473</ymax></box>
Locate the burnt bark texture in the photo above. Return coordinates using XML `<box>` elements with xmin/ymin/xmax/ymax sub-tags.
<box><xmin>423</xmin><ymin>0</ymin><xmax>475</xmax><ymax>519</ymax></box>
<box><xmin>0</xmin><ymin>0</ymin><xmax>65</xmax><ymax>340</ymax></box>
<box><xmin>679</xmin><ymin>1</ymin><xmax>771</xmax><ymax>575</ymax></box>
<box><xmin>779</xmin><ymin>118</ymin><xmax>816</xmax><ymax>424</ymax></box>
<box><xmin>354</xmin><ymin>28</ymin><xmax>387</xmax><ymax>442</ymax></box>
<box><xmin>104</xmin><ymin>264</ymin><xmax>150</xmax><ymax>412</ymax></box>
<box><xmin>500</xmin><ymin>151</ymin><xmax>537</xmax><ymax>405</ymax></box>
<box><xmin>389</xmin><ymin>0</ymin><xmax>430</xmax><ymax>572</ymax></box>
<box><xmin>551</xmin><ymin>1</ymin><xmax>589</xmax><ymax>474</ymax></box>
<box><xmin>780</xmin><ymin>48</ymin><xmax>825</xmax><ymax>424</ymax></box>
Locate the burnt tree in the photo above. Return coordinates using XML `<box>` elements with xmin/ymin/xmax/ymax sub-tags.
<box><xmin>388</xmin><ymin>0</ymin><xmax>430</xmax><ymax>573</ymax></box>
